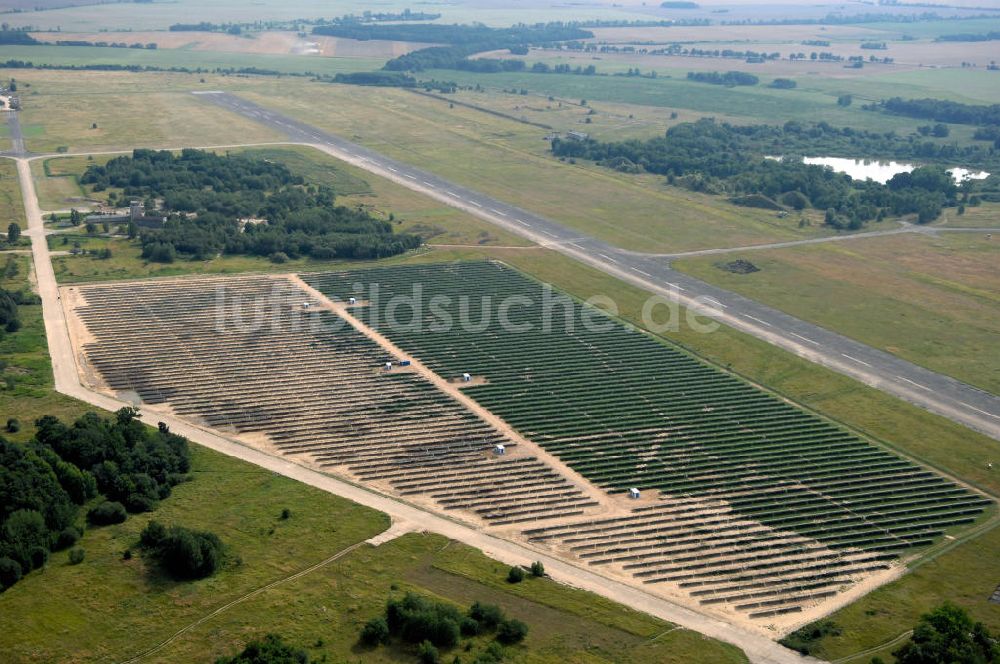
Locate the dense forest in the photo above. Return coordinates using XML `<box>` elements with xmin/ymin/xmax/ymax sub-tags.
<box><xmin>872</xmin><ymin>97</ymin><xmax>1000</xmax><ymax>127</ymax></box>
<box><xmin>80</xmin><ymin>150</ymin><xmax>420</xmax><ymax>262</ymax></box>
<box><xmin>552</xmin><ymin>118</ymin><xmax>978</xmax><ymax>226</ymax></box>
<box><xmin>0</xmin><ymin>409</ymin><xmax>190</xmax><ymax>591</ymax></box>
<box><xmin>313</xmin><ymin>23</ymin><xmax>592</xmax><ymax>73</ymax></box>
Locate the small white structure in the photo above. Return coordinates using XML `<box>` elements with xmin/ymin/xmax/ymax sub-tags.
<box><xmin>302</xmin><ymin>302</ymin><xmax>311</xmax><ymax>309</ymax></box>
<box><xmin>348</xmin><ymin>296</ymin><xmax>357</xmax><ymax>305</ymax></box>
<box><xmin>384</xmin><ymin>362</ymin><xmax>393</xmax><ymax>371</ymax></box>
<box><xmin>462</xmin><ymin>373</ymin><xmax>472</xmax><ymax>382</ymax></box>
<box><xmin>494</xmin><ymin>444</ymin><xmax>506</xmax><ymax>455</ymax></box>
<box><xmin>628</xmin><ymin>487</ymin><xmax>641</xmax><ymax>500</ymax></box>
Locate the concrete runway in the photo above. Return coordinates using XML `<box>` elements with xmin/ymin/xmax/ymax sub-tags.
<box><xmin>198</xmin><ymin>90</ymin><xmax>1000</xmax><ymax>442</ymax></box>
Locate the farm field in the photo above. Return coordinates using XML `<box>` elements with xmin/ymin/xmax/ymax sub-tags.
<box><xmin>673</xmin><ymin>230</ymin><xmax>1000</xmax><ymax>395</ymax></box>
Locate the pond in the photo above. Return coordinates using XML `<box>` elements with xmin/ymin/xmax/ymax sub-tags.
<box><xmin>799</xmin><ymin>157</ymin><xmax>990</xmax><ymax>185</ymax></box>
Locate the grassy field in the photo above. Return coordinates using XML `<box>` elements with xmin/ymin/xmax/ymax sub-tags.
<box><xmin>0</xmin><ymin>159</ymin><xmax>25</xmax><ymax>230</ymax></box>
<box><xmin>674</xmin><ymin>229</ymin><xmax>1000</xmax><ymax>394</ymax></box>
<box><xmin>0</xmin><ymin>44</ymin><xmax>384</xmax><ymax>77</ymax></box>
<box><xmin>236</xmin><ymin>79</ymin><xmax>832</xmax><ymax>253</ymax></box>
<box><xmin>5</xmin><ymin>69</ymin><xmax>286</xmax><ymax>153</ymax></box>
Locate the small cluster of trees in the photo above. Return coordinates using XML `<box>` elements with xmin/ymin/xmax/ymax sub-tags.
<box><xmin>0</xmin><ymin>408</ymin><xmax>190</xmax><ymax>591</ymax></box>
<box><xmin>80</xmin><ymin>149</ymin><xmax>420</xmax><ymax>263</ymax></box>
<box><xmin>0</xmin><ymin>286</ymin><xmax>37</xmax><ymax>335</ymax></box>
<box><xmin>781</xmin><ymin>603</ymin><xmax>999</xmax><ymax>662</ymax></box>
<box><xmin>333</xmin><ymin>71</ymin><xmax>416</xmax><ymax>87</ymax></box>
<box><xmin>551</xmin><ymin>118</ymin><xmax>973</xmax><ymax>226</ymax></box>
<box><xmin>215</xmin><ymin>634</ymin><xmax>310</xmax><ymax>664</ymax></box>
<box><xmin>139</xmin><ymin>520</ymin><xmax>225</xmax><ymax>580</ymax></box>
<box><xmin>360</xmin><ymin>593</ymin><xmax>529</xmax><ymax>662</ymax></box>
<box><xmin>686</xmin><ymin>70</ymin><xmax>759</xmax><ymax>86</ymax></box>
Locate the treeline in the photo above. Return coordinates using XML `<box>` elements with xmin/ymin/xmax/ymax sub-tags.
<box><xmin>0</xmin><ymin>58</ymin><xmax>310</xmax><ymax>79</ymax></box>
<box><xmin>873</xmin><ymin>97</ymin><xmax>1000</xmax><ymax>126</ymax></box>
<box><xmin>333</xmin><ymin>71</ymin><xmax>416</xmax><ymax>87</ymax></box>
<box><xmin>80</xmin><ymin>149</ymin><xmax>420</xmax><ymax>262</ymax></box>
<box><xmin>53</xmin><ymin>40</ymin><xmax>157</xmax><ymax>49</ymax></box>
<box><xmin>0</xmin><ymin>30</ymin><xmax>37</xmax><ymax>45</ymax></box>
<box><xmin>314</xmin><ymin>22</ymin><xmax>591</xmax><ymax>45</ymax></box>
<box><xmin>937</xmin><ymin>31</ymin><xmax>1000</xmax><ymax>41</ymax></box>
<box><xmin>169</xmin><ymin>22</ymin><xmax>246</xmax><ymax>34</ymax></box>
<box><xmin>721</xmin><ymin>11</ymin><xmax>993</xmax><ymax>25</ymax></box>
<box><xmin>686</xmin><ymin>70</ymin><xmax>759</xmax><ymax>86</ymax></box>
<box><xmin>0</xmin><ymin>408</ymin><xmax>190</xmax><ymax>591</ymax></box>
<box><xmin>351</xmin><ymin>23</ymin><xmax>593</xmax><ymax>73</ymax></box>
<box><xmin>551</xmin><ymin>118</ymin><xmax>971</xmax><ymax>227</ymax></box>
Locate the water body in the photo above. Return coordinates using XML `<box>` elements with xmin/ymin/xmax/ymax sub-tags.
<box><xmin>800</xmin><ymin>157</ymin><xmax>990</xmax><ymax>185</ymax></box>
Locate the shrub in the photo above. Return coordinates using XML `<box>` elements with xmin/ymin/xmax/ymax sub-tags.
<box><xmin>29</xmin><ymin>545</ymin><xmax>48</xmax><ymax>569</ymax></box>
<box><xmin>529</xmin><ymin>561</ymin><xmax>545</xmax><ymax>577</ymax></box>
<box><xmin>87</xmin><ymin>501</ymin><xmax>127</xmax><ymax>526</ymax></box>
<box><xmin>506</xmin><ymin>566</ymin><xmax>524</xmax><ymax>583</ymax></box>
<box><xmin>468</xmin><ymin>602</ymin><xmax>504</xmax><ymax>631</ymax></box>
<box><xmin>779</xmin><ymin>619</ymin><xmax>841</xmax><ymax>655</ymax></box>
<box><xmin>55</xmin><ymin>527</ymin><xmax>81</xmax><ymax>550</ymax></box>
<box><xmin>459</xmin><ymin>616</ymin><xmax>480</xmax><ymax>636</ymax></box>
<box><xmin>496</xmin><ymin>618</ymin><xmax>528</xmax><ymax>645</ymax></box>
<box><xmin>215</xmin><ymin>633</ymin><xmax>310</xmax><ymax>663</ymax></box>
<box><xmin>359</xmin><ymin>616</ymin><xmax>390</xmax><ymax>646</ymax></box>
<box><xmin>417</xmin><ymin>640</ymin><xmax>440</xmax><ymax>664</ymax></box>
<box><xmin>140</xmin><ymin>520</ymin><xmax>167</xmax><ymax>548</ymax></box>
<box><xmin>157</xmin><ymin>526</ymin><xmax>224</xmax><ymax>580</ymax></box>
<box><xmin>0</xmin><ymin>556</ymin><xmax>22</xmax><ymax>589</ymax></box>
<box><xmin>5</xmin><ymin>418</ymin><xmax>19</xmax><ymax>433</ymax></box>
<box><xmin>280</xmin><ymin>508</ymin><xmax>291</xmax><ymax>520</ymax></box>
<box><xmin>269</xmin><ymin>251</ymin><xmax>289</xmax><ymax>264</ymax></box>
<box><xmin>68</xmin><ymin>547</ymin><xmax>85</xmax><ymax>565</ymax></box>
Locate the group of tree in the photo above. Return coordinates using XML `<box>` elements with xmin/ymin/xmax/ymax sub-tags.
<box><xmin>79</xmin><ymin>149</ymin><xmax>420</xmax><ymax>263</ymax></box>
<box><xmin>686</xmin><ymin>70</ymin><xmax>759</xmax><ymax>86</ymax></box>
<box><xmin>0</xmin><ymin>286</ymin><xmax>36</xmax><ymax>335</ymax></box>
<box><xmin>360</xmin><ymin>593</ymin><xmax>528</xmax><ymax>662</ymax></box>
<box><xmin>937</xmin><ymin>31</ymin><xmax>1000</xmax><ymax>42</ymax></box>
<box><xmin>781</xmin><ymin>603</ymin><xmax>999</xmax><ymax>662</ymax></box>
<box><xmin>323</xmin><ymin>23</ymin><xmax>594</xmax><ymax>73</ymax></box>
<box><xmin>551</xmin><ymin>117</ymin><xmax>981</xmax><ymax>227</ymax></box>
<box><xmin>139</xmin><ymin>520</ymin><xmax>225</xmax><ymax>580</ymax></box>
<box><xmin>215</xmin><ymin>634</ymin><xmax>309</xmax><ymax>664</ymax></box>
<box><xmin>0</xmin><ymin>408</ymin><xmax>191</xmax><ymax>591</ymax></box>
<box><xmin>0</xmin><ymin>30</ymin><xmax>38</xmax><ymax>46</ymax></box>
<box><xmin>332</xmin><ymin>71</ymin><xmax>417</xmax><ymax>87</ymax></box>
<box><xmin>873</xmin><ymin>97</ymin><xmax>1000</xmax><ymax>127</ymax></box>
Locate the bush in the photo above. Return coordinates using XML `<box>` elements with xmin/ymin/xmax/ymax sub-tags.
<box><xmin>29</xmin><ymin>545</ymin><xmax>48</xmax><ymax>569</ymax></box>
<box><xmin>496</xmin><ymin>618</ymin><xmax>528</xmax><ymax>645</ymax></box>
<box><xmin>87</xmin><ymin>501</ymin><xmax>128</xmax><ymax>526</ymax></box>
<box><xmin>529</xmin><ymin>561</ymin><xmax>545</xmax><ymax>577</ymax></box>
<box><xmin>55</xmin><ymin>527</ymin><xmax>80</xmax><ymax>550</ymax></box>
<box><xmin>140</xmin><ymin>520</ymin><xmax>167</xmax><ymax>548</ymax></box>
<box><xmin>157</xmin><ymin>526</ymin><xmax>224</xmax><ymax>580</ymax></box>
<box><xmin>5</xmin><ymin>418</ymin><xmax>19</xmax><ymax>433</ymax></box>
<box><xmin>417</xmin><ymin>640</ymin><xmax>440</xmax><ymax>664</ymax></box>
<box><xmin>280</xmin><ymin>508</ymin><xmax>291</xmax><ymax>520</ymax></box>
<box><xmin>0</xmin><ymin>556</ymin><xmax>22</xmax><ymax>589</ymax></box>
<box><xmin>506</xmin><ymin>566</ymin><xmax>524</xmax><ymax>583</ymax></box>
<box><xmin>359</xmin><ymin>616</ymin><xmax>390</xmax><ymax>646</ymax></box>
<box><xmin>269</xmin><ymin>251</ymin><xmax>289</xmax><ymax>264</ymax></box>
<box><xmin>779</xmin><ymin>620</ymin><xmax>841</xmax><ymax>655</ymax></box>
<box><xmin>468</xmin><ymin>602</ymin><xmax>504</xmax><ymax>631</ymax></box>
<box><xmin>68</xmin><ymin>547</ymin><xmax>85</xmax><ymax>565</ymax></box>
<box><xmin>460</xmin><ymin>616</ymin><xmax>480</xmax><ymax>637</ymax></box>
<box><xmin>215</xmin><ymin>633</ymin><xmax>310</xmax><ymax>663</ymax></box>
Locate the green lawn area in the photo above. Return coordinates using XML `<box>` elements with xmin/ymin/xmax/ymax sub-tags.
<box><xmin>673</xmin><ymin>230</ymin><xmax>1000</xmax><ymax>395</ymax></box>
<box><xmin>5</xmin><ymin>69</ymin><xmax>286</xmax><ymax>154</ymax></box>
<box><xmin>236</xmin><ymin>79</ymin><xmax>830</xmax><ymax>253</ymax></box>
<box><xmin>0</xmin><ymin>159</ymin><xmax>25</xmax><ymax>230</ymax></box>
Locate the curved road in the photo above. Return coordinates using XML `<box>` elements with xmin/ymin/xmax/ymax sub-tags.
<box><xmin>197</xmin><ymin>91</ymin><xmax>1000</xmax><ymax>442</ymax></box>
